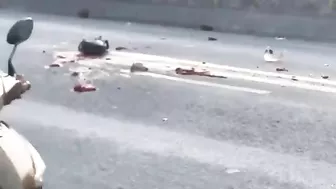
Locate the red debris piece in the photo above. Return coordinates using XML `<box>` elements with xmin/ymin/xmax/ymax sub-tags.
<box><xmin>175</xmin><ymin>68</ymin><xmax>227</xmax><ymax>78</ymax></box>
<box><xmin>73</xmin><ymin>84</ymin><xmax>96</xmax><ymax>93</ymax></box>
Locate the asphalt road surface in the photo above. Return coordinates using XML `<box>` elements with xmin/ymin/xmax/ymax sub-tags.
<box><xmin>1</xmin><ymin>11</ymin><xmax>336</xmax><ymax>189</ymax></box>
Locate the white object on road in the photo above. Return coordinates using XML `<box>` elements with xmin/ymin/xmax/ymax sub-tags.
<box><xmin>0</xmin><ymin>121</ymin><xmax>46</xmax><ymax>189</ymax></box>
<box><xmin>263</xmin><ymin>46</ymin><xmax>283</xmax><ymax>62</ymax></box>
<box><xmin>275</xmin><ymin>37</ymin><xmax>286</xmax><ymax>40</ymax></box>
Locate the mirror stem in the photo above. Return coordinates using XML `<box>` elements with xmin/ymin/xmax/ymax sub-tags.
<box><xmin>8</xmin><ymin>45</ymin><xmax>17</xmax><ymax>77</ymax></box>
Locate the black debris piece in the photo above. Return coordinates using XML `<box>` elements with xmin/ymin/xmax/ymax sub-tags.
<box><xmin>130</xmin><ymin>63</ymin><xmax>149</xmax><ymax>72</ymax></box>
<box><xmin>78</xmin><ymin>36</ymin><xmax>109</xmax><ymax>56</ymax></box>
<box><xmin>208</xmin><ymin>37</ymin><xmax>217</xmax><ymax>41</ymax></box>
<box><xmin>57</xmin><ymin>55</ymin><xmax>66</xmax><ymax>59</ymax></box>
<box><xmin>115</xmin><ymin>46</ymin><xmax>127</xmax><ymax>51</ymax></box>
<box><xmin>202</xmin><ymin>62</ymin><xmax>206</xmax><ymax>64</ymax></box>
<box><xmin>49</xmin><ymin>63</ymin><xmax>62</xmax><ymax>68</ymax></box>
<box><xmin>200</xmin><ymin>25</ymin><xmax>214</xmax><ymax>31</ymax></box>
<box><xmin>321</xmin><ymin>75</ymin><xmax>329</xmax><ymax>79</ymax></box>
<box><xmin>71</xmin><ymin>72</ymin><xmax>80</xmax><ymax>77</ymax></box>
<box><xmin>276</xmin><ymin>67</ymin><xmax>288</xmax><ymax>72</ymax></box>
<box><xmin>291</xmin><ymin>76</ymin><xmax>298</xmax><ymax>81</ymax></box>
<box><xmin>77</xmin><ymin>8</ymin><xmax>90</xmax><ymax>18</ymax></box>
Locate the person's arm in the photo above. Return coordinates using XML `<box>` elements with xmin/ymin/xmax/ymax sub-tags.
<box><xmin>1</xmin><ymin>74</ymin><xmax>31</xmax><ymax>107</ymax></box>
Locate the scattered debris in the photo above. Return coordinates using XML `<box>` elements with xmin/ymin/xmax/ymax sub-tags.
<box><xmin>78</xmin><ymin>36</ymin><xmax>109</xmax><ymax>56</ymax></box>
<box><xmin>77</xmin><ymin>8</ymin><xmax>90</xmax><ymax>18</ymax></box>
<box><xmin>115</xmin><ymin>46</ymin><xmax>127</xmax><ymax>51</ymax></box>
<box><xmin>130</xmin><ymin>63</ymin><xmax>149</xmax><ymax>72</ymax></box>
<box><xmin>200</xmin><ymin>25</ymin><xmax>214</xmax><ymax>31</ymax></box>
<box><xmin>324</xmin><ymin>64</ymin><xmax>329</xmax><ymax>67</ymax></box>
<box><xmin>69</xmin><ymin>66</ymin><xmax>92</xmax><ymax>77</ymax></box>
<box><xmin>321</xmin><ymin>75</ymin><xmax>329</xmax><ymax>79</ymax></box>
<box><xmin>175</xmin><ymin>67</ymin><xmax>202</xmax><ymax>75</ymax></box>
<box><xmin>175</xmin><ymin>67</ymin><xmax>227</xmax><ymax>78</ymax></box>
<box><xmin>162</xmin><ymin>118</ymin><xmax>168</xmax><ymax>122</ymax></box>
<box><xmin>291</xmin><ymin>76</ymin><xmax>298</xmax><ymax>81</ymax></box>
<box><xmin>208</xmin><ymin>37</ymin><xmax>217</xmax><ymax>41</ymax></box>
<box><xmin>275</xmin><ymin>67</ymin><xmax>288</xmax><ymax>72</ymax></box>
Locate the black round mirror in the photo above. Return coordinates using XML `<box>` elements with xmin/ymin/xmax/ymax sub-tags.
<box><xmin>6</xmin><ymin>17</ymin><xmax>34</xmax><ymax>45</ymax></box>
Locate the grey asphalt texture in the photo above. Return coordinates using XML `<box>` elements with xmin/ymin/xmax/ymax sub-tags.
<box><xmin>1</xmin><ymin>11</ymin><xmax>336</xmax><ymax>189</ymax></box>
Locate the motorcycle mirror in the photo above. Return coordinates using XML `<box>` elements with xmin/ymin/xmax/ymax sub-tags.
<box><xmin>6</xmin><ymin>17</ymin><xmax>34</xmax><ymax>76</ymax></box>
<box><xmin>6</xmin><ymin>17</ymin><xmax>34</xmax><ymax>45</ymax></box>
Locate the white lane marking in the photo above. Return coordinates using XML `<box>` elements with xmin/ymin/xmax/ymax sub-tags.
<box><xmin>54</xmin><ymin>51</ymin><xmax>336</xmax><ymax>94</ymax></box>
<box><xmin>2</xmin><ymin>100</ymin><xmax>336</xmax><ymax>189</ymax></box>
<box><xmin>213</xmin><ymin>71</ymin><xmax>336</xmax><ymax>93</ymax></box>
<box><xmin>119</xmin><ymin>73</ymin><xmax>131</xmax><ymax>78</ymax></box>
<box><xmin>111</xmin><ymin>51</ymin><xmax>336</xmax><ymax>87</ymax></box>
<box><xmin>134</xmin><ymin>72</ymin><xmax>271</xmax><ymax>94</ymax></box>
<box><xmin>117</xmin><ymin>58</ymin><xmax>336</xmax><ymax>93</ymax></box>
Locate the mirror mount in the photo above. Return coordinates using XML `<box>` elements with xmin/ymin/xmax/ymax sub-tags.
<box><xmin>6</xmin><ymin>17</ymin><xmax>34</xmax><ymax>77</ymax></box>
<box><xmin>8</xmin><ymin>45</ymin><xmax>18</xmax><ymax>77</ymax></box>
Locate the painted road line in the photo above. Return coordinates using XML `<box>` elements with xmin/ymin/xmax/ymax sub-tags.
<box><xmin>55</xmin><ymin>51</ymin><xmax>336</xmax><ymax>93</ymax></box>
<box><xmin>212</xmin><ymin>71</ymin><xmax>336</xmax><ymax>93</ymax></box>
<box><xmin>134</xmin><ymin>72</ymin><xmax>271</xmax><ymax>94</ymax></box>
<box><xmin>110</xmin><ymin>51</ymin><xmax>336</xmax><ymax>87</ymax></box>
<box><xmin>3</xmin><ymin>100</ymin><xmax>336</xmax><ymax>189</ymax></box>
<box><xmin>102</xmin><ymin>56</ymin><xmax>336</xmax><ymax>94</ymax></box>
